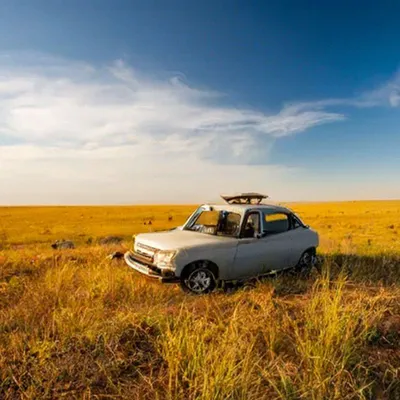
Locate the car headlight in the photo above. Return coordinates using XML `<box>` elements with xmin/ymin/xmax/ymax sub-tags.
<box><xmin>153</xmin><ymin>250</ymin><xmax>177</xmax><ymax>268</ymax></box>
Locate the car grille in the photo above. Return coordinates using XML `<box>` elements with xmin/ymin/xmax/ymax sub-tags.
<box><xmin>135</xmin><ymin>243</ymin><xmax>156</xmax><ymax>261</ymax></box>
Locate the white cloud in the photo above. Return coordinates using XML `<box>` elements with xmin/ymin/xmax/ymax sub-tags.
<box><xmin>0</xmin><ymin>53</ymin><xmax>348</xmax><ymax>204</ymax></box>
<box><xmin>355</xmin><ymin>70</ymin><xmax>400</xmax><ymax>108</ymax></box>
<box><xmin>1</xmin><ymin>53</ymin><xmax>398</xmax><ymax>204</ymax></box>
<box><xmin>389</xmin><ymin>89</ymin><xmax>400</xmax><ymax>107</ymax></box>
<box><xmin>0</xmin><ymin>54</ymin><xmax>345</xmax><ymax>150</ymax></box>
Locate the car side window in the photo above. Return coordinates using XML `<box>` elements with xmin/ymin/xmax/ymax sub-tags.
<box><xmin>241</xmin><ymin>212</ymin><xmax>261</xmax><ymax>238</ymax></box>
<box><xmin>217</xmin><ymin>212</ymin><xmax>241</xmax><ymax>236</ymax></box>
<box><xmin>264</xmin><ymin>213</ymin><xmax>290</xmax><ymax>235</ymax></box>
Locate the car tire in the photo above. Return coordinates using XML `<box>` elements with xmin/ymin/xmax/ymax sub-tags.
<box><xmin>180</xmin><ymin>261</ymin><xmax>217</xmax><ymax>294</ymax></box>
<box><xmin>294</xmin><ymin>249</ymin><xmax>315</xmax><ymax>277</ymax></box>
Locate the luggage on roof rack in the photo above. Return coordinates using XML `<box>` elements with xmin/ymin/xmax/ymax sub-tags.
<box><xmin>220</xmin><ymin>192</ymin><xmax>269</xmax><ymax>205</ymax></box>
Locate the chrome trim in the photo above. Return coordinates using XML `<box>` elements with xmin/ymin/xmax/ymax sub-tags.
<box><xmin>124</xmin><ymin>252</ymin><xmax>160</xmax><ymax>278</ymax></box>
<box><xmin>135</xmin><ymin>242</ymin><xmax>157</xmax><ymax>260</ymax></box>
<box><xmin>124</xmin><ymin>252</ymin><xmax>179</xmax><ymax>283</ymax></box>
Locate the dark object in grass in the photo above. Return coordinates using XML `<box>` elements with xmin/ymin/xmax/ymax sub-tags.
<box><xmin>51</xmin><ymin>240</ymin><xmax>75</xmax><ymax>250</ymax></box>
<box><xmin>107</xmin><ymin>251</ymin><xmax>125</xmax><ymax>260</ymax></box>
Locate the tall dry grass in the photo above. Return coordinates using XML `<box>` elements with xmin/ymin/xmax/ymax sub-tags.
<box><xmin>1</xmin><ymin>201</ymin><xmax>400</xmax><ymax>399</ymax></box>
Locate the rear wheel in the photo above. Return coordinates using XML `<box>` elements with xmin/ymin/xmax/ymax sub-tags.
<box><xmin>180</xmin><ymin>261</ymin><xmax>217</xmax><ymax>294</ymax></box>
<box><xmin>294</xmin><ymin>249</ymin><xmax>316</xmax><ymax>277</ymax></box>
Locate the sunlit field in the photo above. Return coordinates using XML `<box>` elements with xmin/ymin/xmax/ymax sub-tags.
<box><xmin>1</xmin><ymin>201</ymin><xmax>399</xmax><ymax>399</ymax></box>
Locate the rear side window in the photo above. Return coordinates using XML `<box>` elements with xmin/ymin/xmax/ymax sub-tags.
<box><xmin>264</xmin><ymin>213</ymin><xmax>289</xmax><ymax>234</ymax></box>
<box><xmin>241</xmin><ymin>212</ymin><xmax>261</xmax><ymax>238</ymax></box>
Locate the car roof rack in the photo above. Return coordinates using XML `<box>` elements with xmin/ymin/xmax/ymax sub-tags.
<box><xmin>220</xmin><ymin>192</ymin><xmax>269</xmax><ymax>205</ymax></box>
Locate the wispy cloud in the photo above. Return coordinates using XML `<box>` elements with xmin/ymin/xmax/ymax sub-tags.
<box><xmin>0</xmin><ymin>52</ymin><xmax>398</xmax><ymax>204</ymax></box>
<box><xmin>352</xmin><ymin>70</ymin><xmax>400</xmax><ymax>108</ymax></box>
<box><xmin>0</xmin><ymin>53</ymin><xmax>345</xmax><ymax>159</ymax></box>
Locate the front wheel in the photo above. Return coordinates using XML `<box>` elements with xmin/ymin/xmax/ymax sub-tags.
<box><xmin>180</xmin><ymin>262</ymin><xmax>217</xmax><ymax>294</ymax></box>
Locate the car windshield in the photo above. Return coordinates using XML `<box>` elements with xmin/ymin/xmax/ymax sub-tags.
<box><xmin>184</xmin><ymin>209</ymin><xmax>241</xmax><ymax>237</ymax></box>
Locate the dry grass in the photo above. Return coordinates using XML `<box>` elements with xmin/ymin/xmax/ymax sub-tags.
<box><xmin>0</xmin><ymin>201</ymin><xmax>399</xmax><ymax>399</ymax></box>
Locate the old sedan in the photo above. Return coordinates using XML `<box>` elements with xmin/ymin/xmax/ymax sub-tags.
<box><xmin>124</xmin><ymin>193</ymin><xmax>319</xmax><ymax>294</ymax></box>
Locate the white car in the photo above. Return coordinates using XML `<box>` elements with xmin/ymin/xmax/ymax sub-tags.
<box><xmin>124</xmin><ymin>193</ymin><xmax>319</xmax><ymax>294</ymax></box>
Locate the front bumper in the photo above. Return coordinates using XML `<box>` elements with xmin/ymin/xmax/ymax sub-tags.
<box><xmin>124</xmin><ymin>251</ymin><xmax>179</xmax><ymax>283</ymax></box>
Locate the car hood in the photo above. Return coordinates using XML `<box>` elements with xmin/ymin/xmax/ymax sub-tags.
<box><xmin>135</xmin><ymin>229</ymin><xmax>237</xmax><ymax>251</ymax></box>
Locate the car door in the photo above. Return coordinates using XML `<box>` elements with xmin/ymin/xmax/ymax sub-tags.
<box><xmin>284</xmin><ymin>213</ymin><xmax>315</xmax><ymax>267</ymax></box>
<box><xmin>261</xmin><ymin>212</ymin><xmax>296</xmax><ymax>270</ymax></box>
<box><xmin>232</xmin><ymin>211</ymin><xmax>292</xmax><ymax>279</ymax></box>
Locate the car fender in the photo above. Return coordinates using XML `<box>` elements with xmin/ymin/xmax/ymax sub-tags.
<box><xmin>174</xmin><ymin>243</ymin><xmax>238</xmax><ymax>280</ymax></box>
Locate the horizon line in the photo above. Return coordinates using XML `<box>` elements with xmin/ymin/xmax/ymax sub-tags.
<box><xmin>1</xmin><ymin>198</ymin><xmax>400</xmax><ymax>207</ymax></box>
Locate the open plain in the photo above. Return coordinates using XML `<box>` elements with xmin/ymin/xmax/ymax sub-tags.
<box><xmin>1</xmin><ymin>201</ymin><xmax>399</xmax><ymax>399</ymax></box>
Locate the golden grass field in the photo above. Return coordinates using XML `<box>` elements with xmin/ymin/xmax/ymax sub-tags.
<box><xmin>0</xmin><ymin>201</ymin><xmax>399</xmax><ymax>399</ymax></box>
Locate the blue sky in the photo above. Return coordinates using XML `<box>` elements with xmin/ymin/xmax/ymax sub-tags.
<box><xmin>0</xmin><ymin>0</ymin><xmax>399</xmax><ymax>204</ymax></box>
